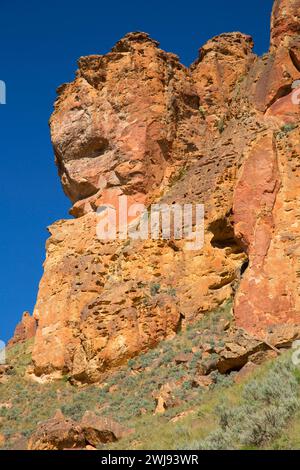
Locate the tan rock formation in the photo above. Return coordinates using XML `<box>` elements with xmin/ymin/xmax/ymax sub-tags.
<box><xmin>233</xmin><ymin>0</ymin><xmax>300</xmax><ymax>335</ymax></box>
<box><xmin>50</xmin><ymin>32</ymin><xmax>202</xmax><ymax>218</ymax></box>
<box><xmin>81</xmin><ymin>411</ymin><xmax>132</xmax><ymax>445</ymax></box>
<box><xmin>8</xmin><ymin>311</ymin><xmax>37</xmax><ymax>348</ymax></box>
<box><xmin>28</xmin><ymin>410</ymin><xmax>86</xmax><ymax>450</ymax></box>
<box><xmin>28</xmin><ymin>410</ymin><xmax>130</xmax><ymax>450</ymax></box>
<box><xmin>30</xmin><ymin>0</ymin><xmax>300</xmax><ymax>382</ymax></box>
<box><xmin>153</xmin><ymin>382</ymin><xmax>178</xmax><ymax>414</ymax></box>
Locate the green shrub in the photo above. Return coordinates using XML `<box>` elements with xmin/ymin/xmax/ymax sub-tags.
<box><xmin>61</xmin><ymin>402</ymin><xmax>86</xmax><ymax>421</ymax></box>
<box><xmin>199</xmin><ymin>105</ymin><xmax>206</xmax><ymax>118</ymax></box>
<box><xmin>165</xmin><ymin>287</ymin><xmax>177</xmax><ymax>297</ymax></box>
<box><xmin>281</xmin><ymin>123</ymin><xmax>297</xmax><ymax>134</ymax></box>
<box><xmin>190</xmin><ymin>357</ymin><xmax>299</xmax><ymax>450</ymax></box>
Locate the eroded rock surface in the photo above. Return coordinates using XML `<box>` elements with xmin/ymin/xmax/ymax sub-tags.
<box><xmin>50</xmin><ymin>32</ymin><xmax>203</xmax><ymax>218</ymax></box>
<box><xmin>31</xmin><ymin>0</ymin><xmax>300</xmax><ymax>383</ymax></box>
<box><xmin>28</xmin><ymin>410</ymin><xmax>131</xmax><ymax>450</ymax></box>
<box><xmin>28</xmin><ymin>410</ymin><xmax>86</xmax><ymax>450</ymax></box>
<box><xmin>8</xmin><ymin>312</ymin><xmax>37</xmax><ymax>348</ymax></box>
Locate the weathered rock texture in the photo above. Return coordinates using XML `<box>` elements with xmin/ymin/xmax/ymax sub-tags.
<box><xmin>50</xmin><ymin>32</ymin><xmax>202</xmax><ymax>218</ymax></box>
<box><xmin>0</xmin><ymin>365</ymin><xmax>13</xmax><ymax>384</ymax></box>
<box><xmin>28</xmin><ymin>410</ymin><xmax>85</xmax><ymax>450</ymax></box>
<box><xmin>8</xmin><ymin>312</ymin><xmax>37</xmax><ymax>348</ymax></box>
<box><xmin>28</xmin><ymin>410</ymin><xmax>130</xmax><ymax>450</ymax></box>
<box><xmin>30</xmin><ymin>0</ymin><xmax>300</xmax><ymax>383</ymax></box>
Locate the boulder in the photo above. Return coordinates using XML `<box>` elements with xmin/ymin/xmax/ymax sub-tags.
<box><xmin>81</xmin><ymin>411</ymin><xmax>132</xmax><ymax>446</ymax></box>
<box><xmin>28</xmin><ymin>410</ymin><xmax>131</xmax><ymax>450</ymax></box>
<box><xmin>234</xmin><ymin>362</ymin><xmax>258</xmax><ymax>384</ymax></box>
<box><xmin>153</xmin><ymin>382</ymin><xmax>179</xmax><ymax>414</ymax></box>
<box><xmin>28</xmin><ymin>410</ymin><xmax>86</xmax><ymax>450</ymax></box>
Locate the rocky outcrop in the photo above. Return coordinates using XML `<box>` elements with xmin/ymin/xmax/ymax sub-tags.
<box><xmin>0</xmin><ymin>365</ymin><xmax>13</xmax><ymax>384</ymax></box>
<box><xmin>81</xmin><ymin>411</ymin><xmax>132</xmax><ymax>446</ymax></box>
<box><xmin>50</xmin><ymin>32</ymin><xmax>203</xmax><ymax>218</ymax></box>
<box><xmin>232</xmin><ymin>0</ymin><xmax>300</xmax><ymax>336</ymax></box>
<box><xmin>32</xmin><ymin>31</ymin><xmax>251</xmax><ymax>383</ymax></box>
<box><xmin>233</xmin><ymin>126</ymin><xmax>300</xmax><ymax>335</ymax></box>
<box><xmin>191</xmin><ymin>32</ymin><xmax>255</xmax><ymax>131</ymax></box>
<box><xmin>29</xmin><ymin>0</ymin><xmax>300</xmax><ymax>383</ymax></box>
<box><xmin>28</xmin><ymin>410</ymin><xmax>131</xmax><ymax>450</ymax></box>
<box><xmin>8</xmin><ymin>312</ymin><xmax>37</xmax><ymax>348</ymax></box>
<box><xmin>153</xmin><ymin>382</ymin><xmax>179</xmax><ymax>414</ymax></box>
<box><xmin>28</xmin><ymin>410</ymin><xmax>85</xmax><ymax>450</ymax></box>
<box><xmin>271</xmin><ymin>0</ymin><xmax>300</xmax><ymax>49</ymax></box>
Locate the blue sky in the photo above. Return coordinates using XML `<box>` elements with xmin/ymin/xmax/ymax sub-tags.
<box><xmin>0</xmin><ymin>0</ymin><xmax>274</xmax><ymax>342</ymax></box>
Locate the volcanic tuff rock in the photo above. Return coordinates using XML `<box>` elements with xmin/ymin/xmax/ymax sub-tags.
<box><xmin>50</xmin><ymin>31</ymin><xmax>203</xmax><ymax>218</ymax></box>
<box><xmin>27</xmin><ymin>0</ymin><xmax>300</xmax><ymax>383</ymax></box>
<box><xmin>8</xmin><ymin>312</ymin><xmax>37</xmax><ymax>348</ymax></box>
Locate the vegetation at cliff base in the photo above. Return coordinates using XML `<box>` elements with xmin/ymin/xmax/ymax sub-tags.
<box><xmin>1</xmin><ymin>302</ymin><xmax>300</xmax><ymax>450</ymax></box>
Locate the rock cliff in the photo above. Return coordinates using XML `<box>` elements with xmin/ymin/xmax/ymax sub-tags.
<box><xmin>8</xmin><ymin>312</ymin><xmax>37</xmax><ymax>348</ymax></box>
<box><xmin>19</xmin><ymin>0</ymin><xmax>300</xmax><ymax>383</ymax></box>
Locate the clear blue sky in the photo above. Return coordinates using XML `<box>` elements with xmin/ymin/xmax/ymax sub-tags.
<box><xmin>0</xmin><ymin>0</ymin><xmax>274</xmax><ymax>342</ymax></box>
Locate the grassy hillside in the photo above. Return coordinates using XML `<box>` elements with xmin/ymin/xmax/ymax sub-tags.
<box><xmin>1</xmin><ymin>302</ymin><xmax>300</xmax><ymax>450</ymax></box>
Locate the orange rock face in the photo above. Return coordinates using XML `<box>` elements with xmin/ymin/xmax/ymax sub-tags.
<box><xmin>8</xmin><ymin>312</ymin><xmax>37</xmax><ymax>348</ymax></box>
<box><xmin>233</xmin><ymin>0</ymin><xmax>300</xmax><ymax>336</ymax></box>
<box><xmin>50</xmin><ymin>32</ymin><xmax>202</xmax><ymax>218</ymax></box>
<box><xmin>191</xmin><ymin>32</ymin><xmax>255</xmax><ymax>127</ymax></box>
<box><xmin>30</xmin><ymin>1</ymin><xmax>300</xmax><ymax>382</ymax></box>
